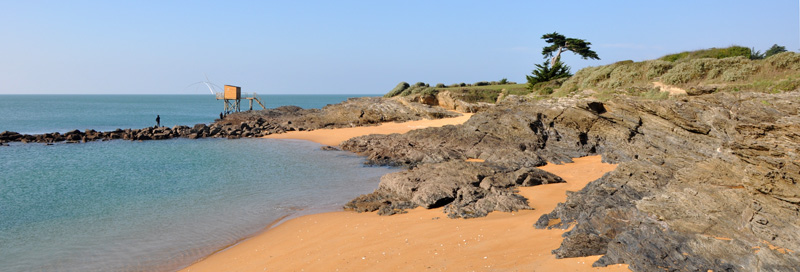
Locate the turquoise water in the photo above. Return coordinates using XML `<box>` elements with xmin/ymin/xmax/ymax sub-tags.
<box><xmin>0</xmin><ymin>94</ymin><xmax>362</xmax><ymax>134</ymax></box>
<box><xmin>0</xmin><ymin>95</ymin><xmax>394</xmax><ymax>272</ymax></box>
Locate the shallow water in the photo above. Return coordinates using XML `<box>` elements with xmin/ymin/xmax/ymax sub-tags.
<box><xmin>0</xmin><ymin>138</ymin><xmax>395</xmax><ymax>271</ymax></box>
<box><xmin>0</xmin><ymin>95</ymin><xmax>394</xmax><ymax>271</ymax></box>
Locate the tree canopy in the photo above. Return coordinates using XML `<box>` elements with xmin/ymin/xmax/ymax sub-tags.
<box><xmin>541</xmin><ymin>32</ymin><xmax>600</xmax><ymax>66</ymax></box>
<box><xmin>765</xmin><ymin>44</ymin><xmax>787</xmax><ymax>58</ymax></box>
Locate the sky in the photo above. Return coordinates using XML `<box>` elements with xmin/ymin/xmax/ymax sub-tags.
<box><xmin>1</xmin><ymin>1</ymin><xmax>798</xmax><ymax>95</ymax></box>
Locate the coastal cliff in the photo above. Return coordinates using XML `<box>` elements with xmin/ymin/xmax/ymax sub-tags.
<box><xmin>341</xmin><ymin>91</ymin><xmax>800</xmax><ymax>270</ymax></box>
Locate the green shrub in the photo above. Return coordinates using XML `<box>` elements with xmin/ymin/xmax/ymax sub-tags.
<box><xmin>750</xmin><ymin>47</ymin><xmax>765</xmax><ymax>60</ymax></box>
<box><xmin>601</xmin><ymin>61</ymin><xmax>647</xmax><ymax>89</ymax></box>
<box><xmin>450</xmin><ymin>88</ymin><xmax>499</xmax><ymax>103</ymax></box>
<box><xmin>660</xmin><ymin>52</ymin><xmax>689</xmax><ymax>62</ymax></box>
<box><xmin>661</xmin><ymin>56</ymin><xmax>757</xmax><ymax>84</ymax></box>
<box><xmin>645</xmin><ymin>60</ymin><xmax>673</xmax><ymax>79</ymax></box>
<box><xmin>717</xmin><ymin>46</ymin><xmax>751</xmax><ymax>59</ymax></box>
<box><xmin>774</xmin><ymin>78</ymin><xmax>800</xmax><ymax>92</ymax></box>
<box><xmin>474</xmin><ymin>81</ymin><xmax>490</xmax><ymax>86</ymax></box>
<box><xmin>420</xmin><ymin>87</ymin><xmax>439</xmax><ymax>96</ymax></box>
<box><xmin>538</xmin><ymin>87</ymin><xmax>554</xmax><ymax>95</ymax></box>
<box><xmin>499</xmin><ymin>78</ymin><xmax>508</xmax><ymax>84</ymax></box>
<box><xmin>558</xmin><ymin>65</ymin><xmax>596</xmax><ymax>93</ymax></box>
<box><xmin>766</xmin><ymin>52</ymin><xmax>800</xmax><ymax>70</ymax></box>
<box><xmin>659</xmin><ymin>46</ymin><xmax>751</xmax><ymax>62</ymax></box>
<box><xmin>582</xmin><ymin>63</ymin><xmax>616</xmax><ymax>87</ymax></box>
<box><xmin>765</xmin><ymin>44</ymin><xmax>788</xmax><ymax>58</ymax></box>
<box><xmin>385</xmin><ymin>82</ymin><xmax>410</xmax><ymax>97</ymax></box>
<box><xmin>435</xmin><ymin>83</ymin><xmax>446</xmax><ymax>88</ymax></box>
<box><xmin>528</xmin><ymin>77</ymin><xmax>568</xmax><ymax>96</ymax></box>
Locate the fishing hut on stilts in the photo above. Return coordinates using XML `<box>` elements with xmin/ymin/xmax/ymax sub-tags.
<box><xmin>216</xmin><ymin>85</ymin><xmax>266</xmax><ymax>115</ymax></box>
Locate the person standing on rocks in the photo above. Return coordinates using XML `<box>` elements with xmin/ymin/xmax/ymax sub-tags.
<box><xmin>156</xmin><ymin>115</ymin><xmax>161</xmax><ymax>127</ymax></box>
<box><xmin>219</xmin><ymin>112</ymin><xmax>224</xmax><ymax>120</ymax></box>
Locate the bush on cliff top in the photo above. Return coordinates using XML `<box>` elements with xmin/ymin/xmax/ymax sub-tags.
<box><xmin>385</xmin><ymin>82</ymin><xmax>410</xmax><ymax>98</ymax></box>
<box><xmin>659</xmin><ymin>46</ymin><xmax>751</xmax><ymax>62</ymax></box>
<box><xmin>384</xmin><ymin>80</ymin><xmax>528</xmax><ymax>103</ymax></box>
<box><xmin>555</xmin><ymin>51</ymin><xmax>800</xmax><ymax>96</ymax></box>
<box><xmin>660</xmin><ymin>56</ymin><xmax>759</xmax><ymax>84</ymax></box>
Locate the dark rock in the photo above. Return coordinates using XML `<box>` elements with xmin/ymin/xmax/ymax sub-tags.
<box><xmin>341</xmin><ymin>91</ymin><xmax>800</xmax><ymax>270</ymax></box>
<box><xmin>432</xmin><ymin>90</ymin><xmax>494</xmax><ymax>113</ymax></box>
<box><xmin>218</xmin><ymin>97</ymin><xmax>462</xmax><ymax>137</ymax></box>
<box><xmin>344</xmin><ymin>190</ymin><xmax>417</xmax><ymax>216</ymax></box>
<box><xmin>345</xmin><ymin>160</ymin><xmax>565</xmax><ymax>218</ymax></box>
<box><xmin>192</xmin><ymin>123</ymin><xmax>207</xmax><ymax>132</ymax></box>
<box><xmin>687</xmin><ymin>85</ymin><xmax>718</xmax><ymax>96</ymax></box>
<box><xmin>43</xmin><ymin>97</ymin><xmax>442</xmax><ymax>144</ymax></box>
<box><xmin>320</xmin><ymin>145</ymin><xmax>340</xmax><ymax>151</ymax></box>
<box><xmin>152</xmin><ymin>132</ymin><xmax>170</xmax><ymax>140</ymax></box>
<box><xmin>0</xmin><ymin>131</ymin><xmax>22</xmax><ymax>141</ymax></box>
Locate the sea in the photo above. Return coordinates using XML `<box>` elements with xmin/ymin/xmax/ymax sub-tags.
<box><xmin>0</xmin><ymin>95</ymin><xmax>398</xmax><ymax>272</ymax></box>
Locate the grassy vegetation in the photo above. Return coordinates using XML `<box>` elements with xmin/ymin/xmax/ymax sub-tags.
<box><xmin>384</xmin><ymin>80</ymin><xmax>529</xmax><ymax>103</ymax></box>
<box><xmin>659</xmin><ymin>46</ymin><xmax>751</xmax><ymax>62</ymax></box>
<box><xmin>439</xmin><ymin>84</ymin><xmax>529</xmax><ymax>103</ymax></box>
<box><xmin>385</xmin><ymin>48</ymin><xmax>800</xmax><ymax>103</ymax></box>
<box><xmin>554</xmin><ymin>51</ymin><xmax>800</xmax><ymax>98</ymax></box>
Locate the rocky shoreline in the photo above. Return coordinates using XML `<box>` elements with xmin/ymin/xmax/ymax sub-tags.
<box><xmin>341</xmin><ymin>91</ymin><xmax>800</xmax><ymax>271</ymax></box>
<box><xmin>4</xmin><ymin>90</ymin><xmax>799</xmax><ymax>270</ymax></box>
<box><xmin>0</xmin><ymin>97</ymin><xmax>458</xmax><ymax>146</ymax></box>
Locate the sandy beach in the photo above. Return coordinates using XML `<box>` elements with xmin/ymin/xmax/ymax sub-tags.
<box><xmin>180</xmin><ymin>115</ymin><xmax>630</xmax><ymax>271</ymax></box>
<box><xmin>263</xmin><ymin>112</ymin><xmax>473</xmax><ymax>146</ymax></box>
<box><xmin>180</xmin><ymin>156</ymin><xmax>627</xmax><ymax>271</ymax></box>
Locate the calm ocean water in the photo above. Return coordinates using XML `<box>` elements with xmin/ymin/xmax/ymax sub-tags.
<box><xmin>0</xmin><ymin>95</ymin><xmax>395</xmax><ymax>272</ymax></box>
<box><xmin>0</xmin><ymin>94</ymin><xmax>362</xmax><ymax>134</ymax></box>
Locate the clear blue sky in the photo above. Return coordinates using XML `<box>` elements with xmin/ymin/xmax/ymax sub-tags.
<box><xmin>1</xmin><ymin>1</ymin><xmax>798</xmax><ymax>94</ymax></box>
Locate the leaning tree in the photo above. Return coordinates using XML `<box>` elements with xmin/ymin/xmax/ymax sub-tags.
<box><xmin>541</xmin><ymin>32</ymin><xmax>600</xmax><ymax>67</ymax></box>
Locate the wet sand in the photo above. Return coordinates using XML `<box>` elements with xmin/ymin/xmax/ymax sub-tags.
<box><xmin>180</xmin><ymin>156</ymin><xmax>629</xmax><ymax>271</ymax></box>
<box><xmin>263</xmin><ymin>113</ymin><xmax>474</xmax><ymax>146</ymax></box>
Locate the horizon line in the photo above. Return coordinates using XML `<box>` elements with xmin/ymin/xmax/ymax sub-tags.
<box><xmin>0</xmin><ymin>93</ymin><xmax>385</xmax><ymax>96</ymax></box>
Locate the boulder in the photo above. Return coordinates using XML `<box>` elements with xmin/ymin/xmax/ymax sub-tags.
<box><xmin>346</xmin><ymin>161</ymin><xmax>565</xmax><ymax>218</ymax></box>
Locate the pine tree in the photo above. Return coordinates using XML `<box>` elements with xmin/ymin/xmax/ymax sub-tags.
<box><xmin>526</xmin><ymin>58</ymin><xmax>572</xmax><ymax>89</ymax></box>
<box><xmin>541</xmin><ymin>32</ymin><xmax>600</xmax><ymax>67</ymax></box>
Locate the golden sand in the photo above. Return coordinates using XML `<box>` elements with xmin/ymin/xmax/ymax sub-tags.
<box><xmin>263</xmin><ymin>113</ymin><xmax>473</xmax><ymax>146</ymax></box>
<box><xmin>182</xmin><ymin>114</ymin><xmax>629</xmax><ymax>271</ymax></box>
<box><xmin>180</xmin><ymin>156</ymin><xmax>628</xmax><ymax>271</ymax></box>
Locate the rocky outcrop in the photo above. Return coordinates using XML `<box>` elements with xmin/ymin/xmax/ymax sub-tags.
<box><xmin>344</xmin><ymin>160</ymin><xmax>565</xmax><ymax>218</ymax></box>
<box><xmin>341</xmin><ymin>92</ymin><xmax>800</xmax><ymax>271</ymax></box>
<box><xmin>433</xmin><ymin>91</ymin><xmax>494</xmax><ymax>113</ymax></box>
<box><xmin>0</xmin><ymin>97</ymin><xmax>458</xmax><ymax>146</ymax></box>
<box><xmin>402</xmin><ymin>90</ymin><xmax>495</xmax><ymax>113</ymax></box>
<box><xmin>341</xmin><ymin>95</ymin><xmax>598</xmax><ymax>168</ymax></box>
<box><xmin>225</xmin><ymin>97</ymin><xmax>459</xmax><ymax>130</ymax></box>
